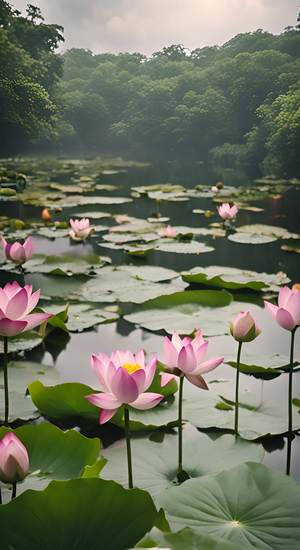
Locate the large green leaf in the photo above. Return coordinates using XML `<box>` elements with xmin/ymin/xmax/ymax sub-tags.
<box><xmin>159</xmin><ymin>463</ymin><xmax>300</xmax><ymax>549</ymax></box>
<box><xmin>0</xmin><ymin>478</ymin><xmax>158</xmax><ymax>550</ymax></box>
<box><xmin>134</xmin><ymin>528</ymin><xmax>242</xmax><ymax>550</ymax></box>
<box><xmin>0</xmin><ymin>423</ymin><xmax>102</xmax><ymax>501</ymax></box>
<box><xmin>27</xmin><ymin>380</ymin><xmax>98</xmax><ymax>421</ymax></box>
<box><xmin>181</xmin><ymin>266</ymin><xmax>289</xmax><ymax>291</ymax></box>
<box><xmin>0</xmin><ymin>360</ymin><xmax>59</xmax><ymax>422</ymax></box>
<box><xmin>0</xmin><ymin>332</ymin><xmax>43</xmax><ymax>354</ymax></box>
<box><xmin>70</xmin><ymin>267</ymin><xmax>187</xmax><ymax>304</ymax></box>
<box><xmin>124</xmin><ymin>290</ymin><xmax>238</xmax><ymax>335</ymax></box>
<box><xmin>22</xmin><ymin>252</ymin><xmax>108</xmax><ymax>276</ymax></box>
<box><xmin>102</xmin><ymin>429</ymin><xmax>263</xmax><ymax>500</ymax></box>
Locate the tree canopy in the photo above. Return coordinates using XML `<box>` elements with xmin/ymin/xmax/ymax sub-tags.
<box><xmin>1</xmin><ymin>0</ymin><xmax>300</xmax><ymax>178</ymax></box>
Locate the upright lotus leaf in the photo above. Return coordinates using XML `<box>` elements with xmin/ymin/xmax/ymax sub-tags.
<box><xmin>133</xmin><ymin>527</ymin><xmax>242</xmax><ymax>550</ymax></box>
<box><xmin>0</xmin><ymin>423</ymin><xmax>102</xmax><ymax>501</ymax></box>
<box><xmin>102</xmin><ymin>429</ymin><xmax>263</xmax><ymax>500</ymax></box>
<box><xmin>0</xmin><ymin>478</ymin><xmax>158</xmax><ymax>550</ymax></box>
<box><xmin>159</xmin><ymin>463</ymin><xmax>300</xmax><ymax>549</ymax></box>
<box><xmin>28</xmin><ymin>381</ymin><xmax>99</xmax><ymax>421</ymax></box>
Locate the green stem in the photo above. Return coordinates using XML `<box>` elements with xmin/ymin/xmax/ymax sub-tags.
<box><xmin>124</xmin><ymin>405</ymin><xmax>133</xmax><ymax>489</ymax></box>
<box><xmin>177</xmin><ymin>376</ymin><xmax>184</xmax><ymax>478</ymax></box>
<box><xmin>11</xmin><ymin>482</ymin><xmax>17</xmax><ymax>500</ymax></box>
<box><xmin>286</xmin><ymin>328</ymin><xmax>296</xmax><ymax>476</ymax></box>
<box><xmin>3</xmin><ymin>336</ymin><xmax>9</xmax><ymax>425</ymax></box>
<box><xmin>234</xmin><ymin>341</ymin><xmax>243</xmax><ymax>437</ymax></box>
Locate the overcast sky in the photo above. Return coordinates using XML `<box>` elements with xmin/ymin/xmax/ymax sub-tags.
<box><xmin>12</xmin><ymin>0</ymin><xmax>299</xmax><ymax>55</ymax></box>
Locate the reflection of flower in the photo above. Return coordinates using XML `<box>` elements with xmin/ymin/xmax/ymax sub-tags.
<box><xmin>217</xmin><ymin>203</ymin><xmax>238</xmax><ymax>220</ymax></box>
<box><xmin>159</xmin><ymin>225</ymin><xmax>177</xmax><ymax>238</ymax></box>
<box><xmin>86</xmin><ymin>350</ymin><xmax>163</xmax><ymax>423</ymax></box>
<box><xmin>0</xmin><ymin>432</ymin><xmax>29</xmax><ymax>483</ymax></box>
<box><xmin>162</xmin><ymin>331</ymin><xmax>223</xmax><ymax>389</ymax></box>
<box><xmin>1</xmin><ymin>237</ymin><xmax>33</xmax><ymax>266</ymax></box>
<box><xmin>230</xmin><ymin>311</ymin><xmax>261</xmax><ymax>342</ymax></box>
<box><xmin>0</xmin><ymin>281</ymin><xmax>52</xmax><ymax>337</ymax></box>
<box><xmin>69</xmin><ymin>218</ymin><xmax>93</xmax><ymax>241</ymax></box>
<box><xmin>265</xmin><ymin>286</ymin><xmax>300</xmax><ymax>331</ymax></box>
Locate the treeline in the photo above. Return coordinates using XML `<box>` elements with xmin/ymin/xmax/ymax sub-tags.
<box><xmin>1</xmin><ymin>1</ymin><xmax>300</xmax><ymax>177</ymax></box>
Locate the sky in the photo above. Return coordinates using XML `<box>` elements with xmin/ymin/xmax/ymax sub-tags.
<box><xmin>12</xmin><ymin>0</ymin><xmax>299</xmax><ymax>55</ymax></box>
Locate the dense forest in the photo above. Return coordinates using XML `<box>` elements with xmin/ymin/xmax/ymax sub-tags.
<box><xmin>1</xmin><ymin>0</ymin><xmax>300</xmax><ymax>177</ymax></box>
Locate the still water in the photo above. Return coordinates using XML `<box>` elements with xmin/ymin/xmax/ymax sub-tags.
<box><xmin>1</xmin><ymin>160</ymin><xmax>300</xmax><ymax>478</ymax></box>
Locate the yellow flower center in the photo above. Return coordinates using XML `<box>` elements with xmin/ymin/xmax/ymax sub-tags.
<box><xmin>122</xmin><ymin>363</ymin><xmax>142</xmax><ymax>375</ymax></box>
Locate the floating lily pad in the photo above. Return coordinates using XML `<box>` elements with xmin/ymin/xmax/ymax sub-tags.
<box><xmin>0</xmin><ymin>332</ymin><xmax>43</xmax><ymax>354</ymax></box>
<box><xmin>237</xmin><ymin>224</ymin><xmax>300</xmax><ymax>240</ymax></box>
<box><xmin>57</xmin><ymin>195</ymin><xmax>132</xmax><ymax>207</ymax></box>
<box><xmin>181</xmin><ymin>266</ymin><xmax>289</xmax><ymax>291</ymax></box>
<box><xmin>155</xmin><ymin>240</ymin><xmax>214</xmax><ymax>254</ymax></box>
<box><xmin>0</xmin><ymin>478</ymin><xmax>158</xmax><ymax>550</ymax></box>
<box><xmin>70</xmin><ymin>267</ymin><xmax>187</xmax><ymax>304</ymax></box>
<box><xmin>159</xmin><ymin>463</ymin><xmax>300</xmax><ymax>549</ymax></box>
<box><xmin>0</xmin><ymin>423</ymin><xmax>103</xmax><ymax>501</ymax></box>
<box><xmin>124</xmin><ymin>290</ymin><xmax>236</xmax><ymax>335</ymax></box>
<box><xmin>46</xmin><ymin>303</ymin><xmax>119</xmax><ymax>332</ymax></box>
<box><xmin>102</xmin><ymin>429</ymin><xmax>263</xmax><ymax>500</ymax></box>
<box><xmin>118</xmin><ymin>265</ymin><xmax>179</xmax><ymax>282</ymax></box>
<box><xmin>228</xmin><ymin>233</ymin><xmax>277</xmax><ymax>244</ymax></box>
<box><xmin>21</xmin><ymin>253</ymin><xmax>108</xmax><ymax>276</ymax></box>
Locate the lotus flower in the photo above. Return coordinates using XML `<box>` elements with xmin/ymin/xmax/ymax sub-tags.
<box><xmin>230</xmin><ymin>311</ymin><xmax>261</xmax><ymax>343</ymax></box>
<box><xmin>211</xmin><ymin>186</ymin><xmax>219</xmax><ymax>193</ymax></box>
<box><xmin>69</xmin><ymin>218</ymin><xmax>93</xmax><ymax>241</ymax></box>
<box><xmin>0</xmin><ymin>432</ymin><xmax>29</xmax><ymax>483</ymax></box>
<box><xmin>217</xmin><ymin>203</ymin><xmax>238</xmax><ymax>220</ymax></box>
<box><xmin>41</xmin><ymin>208</ymin><xmax>52</xmax><ymax>222</ymax></box>
<box><xmin>265</xmin><ymin>286</ymin><xmax>300</xmax><ymax>331</ymax></box>
<box><xmin>162</xmin><ymin>331</ymin><xmax>223</xmax><ymax>389</ymax></box>
<box><xmin>0</xmin><ymin>281</ymin><xmax>52</xmax><ymax>337</ymax></box>
<box><xmin>159</xmin><ymin>225</ymin><xmax>177</xmax><ymax>238</ymax></box>
<box><xmin>1</xmin><ymin>237</ymin><xmax>33</xmax><ymax>265</ymax></box>
<box><xmin>86</xmin><ymin>350</ymin><xmax>163</xmax><ymax>423</ymax></box>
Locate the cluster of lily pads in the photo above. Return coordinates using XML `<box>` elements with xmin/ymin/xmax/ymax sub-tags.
<box><xmin>0</xmin><ymin>158</ymin><xmax>300</xmax><ymax>549</ymax></box>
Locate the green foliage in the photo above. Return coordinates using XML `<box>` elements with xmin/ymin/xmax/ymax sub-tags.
<box><xmin>1</xmin><ymin>3</ymin><xmax>300</xmax><ymax>175</ymax></box>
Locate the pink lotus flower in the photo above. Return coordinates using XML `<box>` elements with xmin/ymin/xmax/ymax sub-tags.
<box><xmin>159</xmin><ymin>225</ymin><xmax>177</xmax><ymax>238</ymax></box>
<box><xmin>265</xmin><ymin>286</ymin><xmax>300</xmax><ymax>331</ymax></box>
<box><xmin>162</xmin><ymin>331</ymin><xmax>223</xmax><ymax>389</ymax></box>
<box><xmin>69</xmin><ymin>218</ymin><xmax>93</xmax><ymax>241</ymax></box>
<box><xmin>1</xmin><ymin>237</ymin><xmax>33</xmax><ymax>265</ymax></box>
<box><xmin>211</xmin><ymin>186</ymin><xmax>219</xmax><ymax>193</ymax></box>
<box><xmin>217</xmin><ymin>203</ymin><xmax>238</xmax><ymax>220</ymax></box>
<box><xmin>230</xmin><ymin>311</ymin><xmax>261</xmax><ymax>342</ymax></box>
<box><xmin>0</xmin><ymin>432</ymin><xmax>29</xmax><ymax>483</ymax></box>
<box><xmin>0</xmin><ymin>281</ymin><xmax>52</xmax><ymax>337</ymax></box>
<box><xmin>86</xmin><ymin>350</ymin><xmax>164</xmax><ymax>423</ymax></box>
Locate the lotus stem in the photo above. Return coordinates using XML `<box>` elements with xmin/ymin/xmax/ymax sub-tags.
<box><xmin>11</xmin><ymin>482</ymin><xmax>17</xmax><ymax>500</ymax></box>
<box><xmin>0</xmin><ymin>487</ymin><xmax>2</xmax><ymax>504</ymax></box>
<box><xmin>3</xmin><ymin>336</ymin><xmax>9</xmax><ymax>425</ymax></box>
<box><xmin>234</xmin><ymin>341</ymin><xmax>243</xmax><ymax>437</ymax></box>
<box><xmin>177</xmin><ymin>375</ymin><xmax>184</xmax><ymax>479</ymax></box>
<box><xmin>286</xmin><ymin>328</ymin><xmax>296</xmax><ymax>475</ymax></box>
<box><xmin>124</xmin><ymin>405</ymin><xmax>133</xmax><ymax>489</ymax></box>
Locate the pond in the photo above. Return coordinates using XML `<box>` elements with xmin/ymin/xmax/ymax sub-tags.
<box><xmin>0</xmin><ymin>157</ymin><xmax>300</xmax><ymax>548</ymax></box>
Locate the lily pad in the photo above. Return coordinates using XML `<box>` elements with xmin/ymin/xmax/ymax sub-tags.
<box><xmin>102</xmin><ymin>429</ymin><xmax>263</xmax><ymax>500</ymax></box>
<box><xmin>57</xmin><ymin>195</ymin><xmax>132</xmax><ymax>207</ymax></box>
<box><xmin>0</xmin><ymin>332</ymin><xmax>43</xmax><ymax>354</ymax></box>
<box><xmin>124</xmin><ymin>290</ymin><xmax>234</xmax><ymax>336</ymax></box>
<box><xmin>0</xmin><ymin>478</ymin><xmax>158</xmax><ymax>550</ymax></box>
<box><xmin>0</xmin><ymin>423</ymin><xmax>103</xmax><ymax>501</ymax></box>
<box><xmin>45</xmin><ymin>303</ymin><xmax>119</xmax><ymax>332</ymax></box>
<box><xmin>237</xmin><ymin>224</ymin><xmax>300</xmax><ymax>240</ymax></box>
<box><xmin>228</xmin><ymin>233</ymin><xmax>276</xmax><ymax>244</ymax></box>
<box><xmin>118</xmin><ymin>265</ymin><xmax>179</xmax><ymax>282</ymax></box>
<box><xmin>70</xmin><ymin>267</ymin><xmax>187</xmax><ymax>304</ymax></box>
<box><xmin>155</xmin><ymin>240</ymin><xmax>214</xmax><ymax>254</ymax></box>
<box><xmin>159</xmin><ymin>463</ymin><xmax>300</xmax><ymax>549</ymax></box>
<box><xmin>21</xmin><ymin>253</ymin><xmax>108</xmax><ymax>276</ymax></box>
<box><xmin>181</xmin><ymin>266</ymin><xmax>289</xmax><ymax>291</ymax></box>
